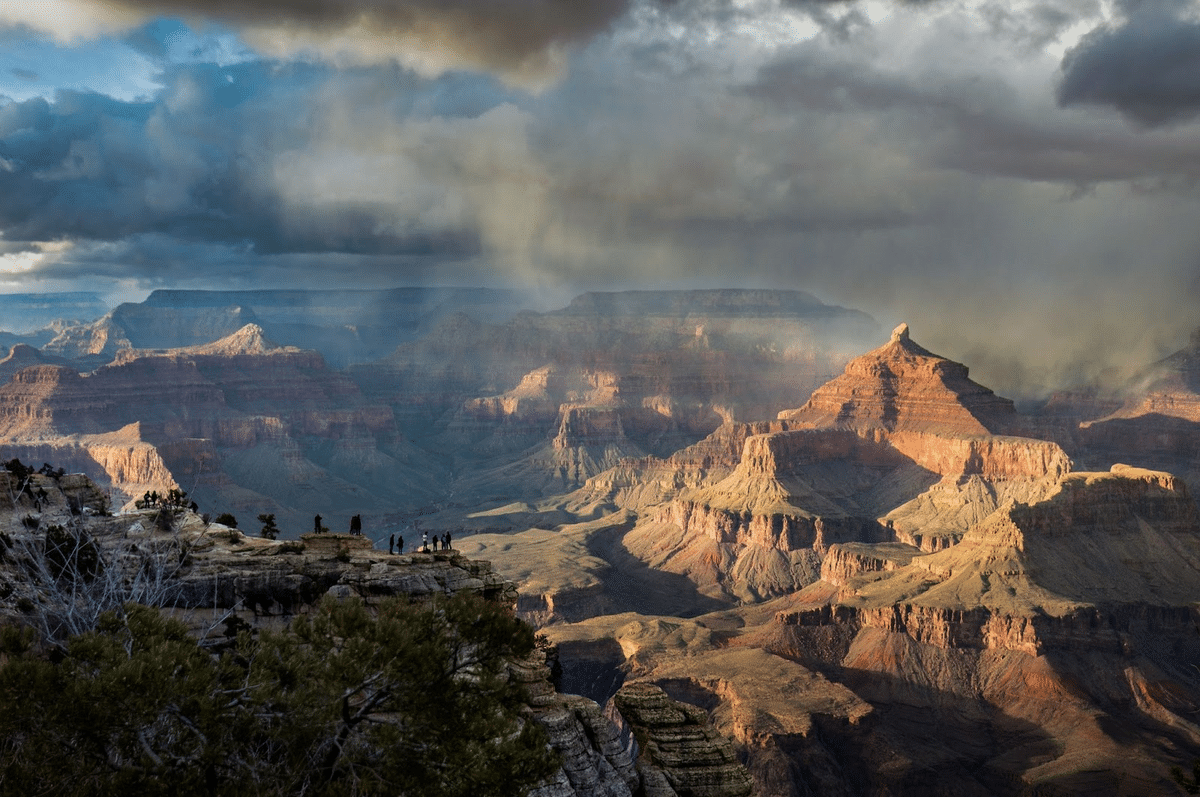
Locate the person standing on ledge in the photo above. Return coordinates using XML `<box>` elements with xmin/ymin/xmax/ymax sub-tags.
<box><xmin>350</xmin><ymin>514</ymin><xmax>362</xmax><ymax>535</ymax></box>
<box><xmin>313</xmin><ymin>514</ymin><xmax>322</xmax><ymax>534</ymax></box>
<box><xmin>388</xmin><ymin>533</ymin><xmax>395</xmax><ymax>555</ymax></box>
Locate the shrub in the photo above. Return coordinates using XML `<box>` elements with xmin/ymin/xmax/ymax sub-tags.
<box><xmin>0</xmin><ymin>595</ymin><xmax>559</xmax><ymax>796</ymax></box>
<box><xmin>214</xmin><ymin>512</ymin><xmax>238</xmax><ymax>528</ymax></box>
<box><xmin>257</xmin><ymin>513</ymin><xmax>280</xmax><ymax>540</ymax></box>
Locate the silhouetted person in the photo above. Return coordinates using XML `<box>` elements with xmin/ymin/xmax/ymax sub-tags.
<box><xmin>432</xmin><ymin>535</ymin><xmax>440</xmax><ymax>552</ymax></box>
<box><xmin>350</xmin><ymin>514</ymin><xmax>362</xmax><ymax>535</ymax></box>
<box><xmin>388</xmin><ymin>533</ymin><xmax>395</xmax><ymax>555</ymax></box>
<box><xmin>421</xmin><ymin>530</ymin><xmax>428</xmax><ymax>552</ymax></box>
<box><xmin>443</xmin><ymin>533</ymin><xmax>450</xmax><ymax>550</ymax></box>
<box><xmin>397</xmin><ymin>535</ymin><xmax>403</xmax><ymax>554</ymax></box>
<box><xmin>314</xmin><ymin>514</ymin><xmax>323</xmax><ymax>534</ymax></box>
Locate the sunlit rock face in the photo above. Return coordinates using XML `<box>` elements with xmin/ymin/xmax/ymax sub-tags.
<box><xmin>778</xmin><ymin>322</ymin><xmax>1018</xmax><ymax>436</ymax></box>
<box><xmin>536</xmin><ymin>463</ymin><xmax>1200</xmax><ymax>796</ymax></box>
<box><xmin>612</xmin><ymin>327</ymin><xmax>1070</xmax><ymax>603</ymax></box>
<box><xmin>744</xmin><ymin>464</ymin><xmax>1200</xmax><ymax>795</ymax></box>
<box><xmin>500</xmin><ymin>327</ymin><xmax>1200</xmax><ymax>795</ymax></box>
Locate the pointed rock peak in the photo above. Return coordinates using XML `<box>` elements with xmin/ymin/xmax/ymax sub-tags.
<box><xmin>779</xmin><ymin>325</ymin><xmax>1016</xmax><ymax>435</ymax></box>
<box><xmin>189</xmin><ymin>323</ymin><xmax>286</xmax><ymax>355</ymax></box>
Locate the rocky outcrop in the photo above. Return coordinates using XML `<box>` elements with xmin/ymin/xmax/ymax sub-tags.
<box><xmin>611</xmin><ymin>328</ymin><xmax>1076</xmax><ymax>600</ymax></box>
<box><xmin>1</xmin><ymin>424</ymin><xmax>180</xmax><ymax>500</ymax></box>
<box><xmin>0</xmin><ymin>344</ymin><xmax>68</xmax><ymax>386</ymax></box>
<box><xmin>612</xmin><ymin>682</ymin><xmax>753</xmax><ymax>797</ymax></box>
<box><xmin>43</xmin><ymin>303</ymin><xmax>260</xmax><ymax>360</ymax></box>
<box><xmin>819</xmin><ymin>542</ymin><xmax>922</xmax><ymax>586</ymax></box>
<box><xmin>0</xmin><ymin>471</ymin><xmax>766</xmax><ymax>797</ymax></box>
<box><xmin>516</xmin><ymin>652</ymin><xmax>641</xmax><ymax>797</ymax></box>
<box><xmin>743</xmin><ymin>464</ymin><xmax>1200</xmax><ymax>792</ymax></box>
<box><xmin>540</xmin><ymin>459</ymin><xmax>1200</xmax><ymax>796</ymax></box>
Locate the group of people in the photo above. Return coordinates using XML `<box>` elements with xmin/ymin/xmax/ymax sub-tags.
<box><xmin>420</xmin><ymin>530</ymin><xmax>451</xmax><ymax>552</ymax></box>
<box><xmin>385</xmin><ymin>530</ymin><xmax>452</xmax><ymax>554</ymax></box>
<box><xmin>311</xmin><ymin>513</ymin><xmax>454</xmax><ymax>556</ymax></box>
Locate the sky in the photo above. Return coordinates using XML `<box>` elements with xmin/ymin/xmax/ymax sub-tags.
<box><xmin>0</xmin><ymin>0</ymin><xmax>1199</xmax><ymax>396</ymax></box>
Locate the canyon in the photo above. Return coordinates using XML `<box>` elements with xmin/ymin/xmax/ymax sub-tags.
<box><xmin>1</xmin><ymin>289</ymin><xmax>1200</xmax><ymax>794</ymax></box>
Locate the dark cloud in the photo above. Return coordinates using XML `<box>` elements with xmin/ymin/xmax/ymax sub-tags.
<box><xmin>10</xmin><ymin>68</ymin><xmax>38</xmax><ymax>82</ymax></box>
<box><xmin>748</xmin><ymin>51</ymin><xmax>1200</xmax><ymax>185</ymax></box>
<box><xmin>1059</xmin><ymin>6</ymin><xmax>1200</xmax><ymax>126</ymax></box>
<box><xmin>3</xmin><ymin>0</ymin><xmax>649</xmax><ymax>86</ymax></box>
<box><xmin>0</xmin><ymin>62</ymin><xmax>499</xmax><ymax>257</ymax></box>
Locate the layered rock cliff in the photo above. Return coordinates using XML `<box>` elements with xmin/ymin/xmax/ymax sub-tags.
<box><xmin>745</xmin><ymin>464</ymin><xmax>1200</xmax><ymax>793</ymax></box>
<box><xmin>0</xmin><ymin>326</ymin><xmax>442</xmax><ymax>525</ymax></box>
<box><xmin>536</xmin><ymin>462</ymin><xmax>1200</xmax><ymax>795</ymax></box>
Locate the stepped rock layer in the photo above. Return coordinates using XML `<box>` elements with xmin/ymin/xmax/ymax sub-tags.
<box><xmin>538</xmin><ymin>463</ymin><xmax>1200</xmax><ymax>795</ymax></box>
<box><xmin>612</xmin><ymin>682</ymin><xmax>754</xmax><ymax>797</ymax></box>
<box><xmin>745</xmin><ymin>464</ymin><xmax>1200</xmax><ymax>794</ymax></box>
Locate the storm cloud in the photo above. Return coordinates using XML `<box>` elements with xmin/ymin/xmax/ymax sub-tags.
<box><xmin>0</xmin><ymin>0</ymin><xmax>642</xmax><ymax>86</ymax></box>
<box><xmin>0</xmin><ymin>63</ymin><xmax>518</xmax><ymax>257</ymax></box>
<box><xmin>1059</xmin><ymin>3</ymin><xmax>1200</xmax><ymax>126</ymax></box>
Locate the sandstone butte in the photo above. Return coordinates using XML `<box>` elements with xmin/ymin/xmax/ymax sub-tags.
<box><xmin>456</xmin><ymin>324</ymin><xmax>1200</xmax><ymax>796</ymax></box>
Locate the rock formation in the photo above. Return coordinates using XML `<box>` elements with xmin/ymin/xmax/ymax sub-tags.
<box><xmin>778</xmin><ymin>322</ymin><xmax>1017</xmax><ymax>436</ymax></box>
<box><xmin>612</xmin><ymin>682</ymin><xmax>754</xmax><ymax>797</ymax></box>
<box><xmin>605</xmin><ymin>327</ymin><xmax>1069</xmax><ymax>601</ymax></box>
<box><xmin>10</xmin><ymin>289</ymin><xmax>1200</xmax><ymax>795</ymax></box>
<box><xmin>535</xmin><ymin>464</ymin><xmax>1200</xmax><ymax>795</ymax></box>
